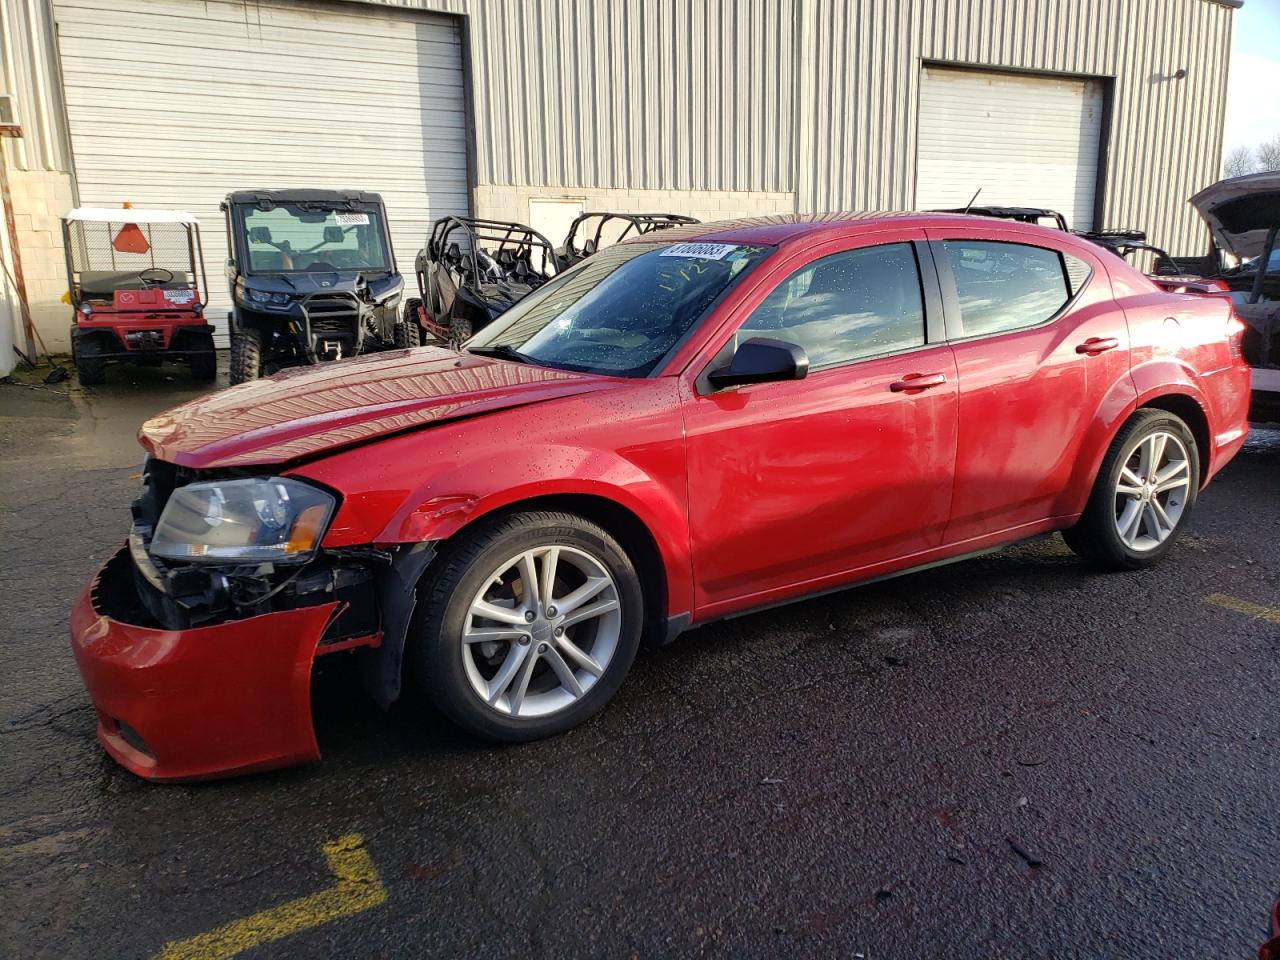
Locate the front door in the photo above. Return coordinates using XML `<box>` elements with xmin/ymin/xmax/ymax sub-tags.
<box><xmin>682</xmin><ymin>235</ymin><xmax>959</xmax><ymax>617</ymax></box>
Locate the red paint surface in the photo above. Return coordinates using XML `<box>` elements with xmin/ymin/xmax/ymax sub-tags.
<box><xmin>70</xmin><ymin>550</ymin><xmax>333</xmax><ymax>781</ymax></box>
<box><xmin>75</xmin><ymin>213</ymin><xmax>1253</xmax><ymax>779</ymax></box>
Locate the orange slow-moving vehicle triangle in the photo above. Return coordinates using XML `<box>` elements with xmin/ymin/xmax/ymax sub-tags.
<box><xmin>112</xmin><ymin>222</ymin><xmax>150</xmax><ymax>254</ymax></box>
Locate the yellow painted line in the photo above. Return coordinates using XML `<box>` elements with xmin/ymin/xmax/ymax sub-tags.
<box><xmin>1204</xmin><ymin>593</ymin><xmax>1280</xmax><ymax>625</ymax></box>
<box><xmin>153</xmin><ymin>834</ymin><xmax>386</xmax><ymax>960</ymax></box>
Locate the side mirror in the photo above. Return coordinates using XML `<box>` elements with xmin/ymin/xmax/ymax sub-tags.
<box><xmin>707</xmin><ymin>337</ymin><xmax>810</xmax><ymax>390</ymax></box>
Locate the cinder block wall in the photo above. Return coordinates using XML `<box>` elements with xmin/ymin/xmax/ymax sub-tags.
<box><xmin>10</xmin><ymin>171</ymin><xmax>76</xmax><ymax>353</ymax></box>
<box><xmin>474</xmin><ymin>185</ymin><xmax>796</xmax><ymax>228</ymax></box>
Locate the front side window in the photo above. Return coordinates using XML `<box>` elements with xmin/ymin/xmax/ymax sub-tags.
<box><xmin>943</xmin><ymin>240</ymin><xmax>1071</xmax><ymax>338</ymax></box>
<box><xmin>736</xmin><ymin>242</ymin><xmax>927</xmax><ymax>368</ymax></box>
<box><xmin>467</xmin><ymin>240</ymin><xmax>774</xmax><ymax>377</ymax></box>
<box><xmin>241</xmin><ymin>204</ymin><xmax>389</xmax><ymax>274</ymax></box>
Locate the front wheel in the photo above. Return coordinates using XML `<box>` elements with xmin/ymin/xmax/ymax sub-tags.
<box><xmin>412</xmin><ymin>511</ymin><xmax>644</xmax><ymax>742</ymax></box>
<box><xmin>394</xmin><ymin>300</ymin><xmax>423</xmax><ymax>349</ymax></box>
<box><xmin>1063</xmin><ymin>409</ymin><xmax>1200</xmax><ymax>569</ymax></box>
<box><xmin>74</xmin><ymin>337</ymin><xmax>106</xmax><ymax>386</ymax></box>
<box><xmin>229</xmin><ymin>327</ymin><xmax>263</xmax><ymax>385</ymax></box>
<box><xmin>189</xmin><ymin>331</ymin><xmax>217</xmax><ymax>381</ymax></box>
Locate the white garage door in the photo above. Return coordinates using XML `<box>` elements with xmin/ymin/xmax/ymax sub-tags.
<box><xmin>915</xmin><ymin>66</ymin><xmax>1104</xmax><ymax>232</ymax></box>
<box><xmin>53</xmin><ymin>0</ymin><xmax>470</xmax><ymax>342</ymax></box>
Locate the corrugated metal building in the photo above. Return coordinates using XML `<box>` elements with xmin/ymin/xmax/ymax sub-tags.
<box><xmin>2</xmin><ymin>0</ymin><xmax>1240</xmax><ymax>350</ymax></box>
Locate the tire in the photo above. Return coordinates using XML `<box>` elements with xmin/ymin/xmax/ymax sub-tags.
<box><xmin>412</xmin><ymin>510</ymin><xmax>644</xmax><ymax>742</ymax></box>
<box><xmin>188</xmin><ymin>332</ymin><xmax>217</xmax><ymax>381</ymax></box>
<box><xmin>74</xmin><ymin>337</ymin><xmax>106</xmax><ymax>386</ymax></box>
<box><xmin>1062</xmin><ymin>409</ymin><xmax>1200</xmax><ymax>570</ymax></box>
<box><xmin>394</xmin><ymin>301</ymin><xmax>423</xmax><ymax>349</ymax></box>
<box><xmin>229</xmin><ymin>327</ymin><xmax>263</xmax><ymax>385</ymax></box>
<box><xmin>448</xmin><ymin>313</ymin><xmax>473</xmax><ymax>346</ymax></box>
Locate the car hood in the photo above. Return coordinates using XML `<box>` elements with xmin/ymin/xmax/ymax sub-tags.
<box><xmin>139</xmin><ymin>348</ymin><xmax>610</xmax><ymax>469</ymax></box>
<box><xmin>1190</xmin><ymin>172</ymin><xmax>1280</xmax><ymax>260</ymax></box>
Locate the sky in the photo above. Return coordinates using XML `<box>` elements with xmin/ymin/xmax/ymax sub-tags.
<box><xmin>1223</xmin><ymin>0</ymin><xmax>1280</xmax><ymax>153</ymax></box>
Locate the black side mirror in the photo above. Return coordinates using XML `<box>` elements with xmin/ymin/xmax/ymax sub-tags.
<box><xmin>708</xmin><ymin>337</ymin><xmax>810</xmax><ymax>389</ymax></box>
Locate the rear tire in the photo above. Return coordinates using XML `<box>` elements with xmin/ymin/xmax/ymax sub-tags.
<box><xmin>412</xmin><ymin>511</ymin><xmax>644</xmax><ymax>742</ymax></box>
<box><xmin>74</xmin><ymin>337</ymin><xmax>106</xmax><ymax>386</ymax></box>
<box><xmin>189</xmin><ymin>332</ymin><xmax>217</xmax><ymax>381</ymax></box>
<box><xmin>229</xmin><ymin>327</ymin><xmax>263</xmax><ymax>385</ymax></box>
<box><xmin>1062</xmin><ymin>409</ymin><xmax>1200</xmax><ymax>570</ymax></box>
<box><xmin>394</xmin><ymin>301</ymin><xmax>423</xmax><ymax>349</ymax></box>
<box><xmin>448</xmin><ymin>313</ymin><xmax>474</xmax><ymax>347</ymax></box>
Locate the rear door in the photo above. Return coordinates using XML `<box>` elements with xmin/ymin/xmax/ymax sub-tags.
<box><xmin>925</xmin><ymin>227</ymin><xmax>1124</xmax><ymax>542</ymax></box>
<box><xmin>681</xmin><ymin>231</ymin><xmax>959</xmax><ymax>616</ymax></box>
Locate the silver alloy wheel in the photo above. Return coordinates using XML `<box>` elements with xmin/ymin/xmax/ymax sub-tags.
<box><xmin>461</xmin><ymin>545</ymin><xmax>622</xmax><ymax>719</ymax></box>
<box><xmin>1113</xmin><ymin>430</ymin><xmax>1192</xmax><ymax>552</ymax></box>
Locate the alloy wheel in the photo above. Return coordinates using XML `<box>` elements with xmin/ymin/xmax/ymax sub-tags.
<box><xmin>1113</xmin><ymin>430</ymin><xmax>1192</xmax><ymax>552</ymax></box>
<box><xmin>461</xmin><ymin>545</ymin><xmax>622</xmax><ymax>718</ymax></box>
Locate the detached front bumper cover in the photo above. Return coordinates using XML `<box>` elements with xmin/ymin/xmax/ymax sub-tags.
<box><xmin>70</xmin><ymin>546</ymin><xmax>338</xmax><ymax>781</ymax></box>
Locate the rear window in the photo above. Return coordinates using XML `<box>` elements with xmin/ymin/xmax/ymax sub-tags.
<box><xmin>943</xmin><ymin>240</ymin><xmax>1072</xmax><ymax>338</ymax></box>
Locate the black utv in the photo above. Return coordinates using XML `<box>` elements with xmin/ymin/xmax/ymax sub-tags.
<box><xmin>222</xmin><ymin>189</ymin><xmax>410</xmax><ymax>383</ymax></box>
<box><xmin>404</xmin><ymin>216</ymin><xmax>560</xmax><ymax>345</ymax></box>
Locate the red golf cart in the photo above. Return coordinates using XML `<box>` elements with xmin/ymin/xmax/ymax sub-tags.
<box><xmin>62</xmin><ymin>207</ymin><xmax>216</xmax><ymax>385</ymax></box>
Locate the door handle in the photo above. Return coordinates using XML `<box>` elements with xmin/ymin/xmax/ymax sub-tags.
<box><xmin>889</xmin><ymin>372</ymin><xmax>948</xmax><ymax>392</ymax></box>
<box><xmin>1075</xmin><ymin>337</ymin><xmax>1120</xmax><ymax>355</ymax></box>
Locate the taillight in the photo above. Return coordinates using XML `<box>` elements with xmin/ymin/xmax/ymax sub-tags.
<box><xmin>1228</xmin><ymin>313</ymin><xmax>1247</xmax><ymax>360</ymax></box>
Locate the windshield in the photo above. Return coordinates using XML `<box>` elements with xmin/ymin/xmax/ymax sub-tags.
<box><xmin>241</xmin><ymin>204</ymin><xmax>390</xmax><ymax>274</ymax></box>
<box><xmin>466</xmin><ymin>240</ymin><xmax>774</xmax><ymax>376</ymax></box>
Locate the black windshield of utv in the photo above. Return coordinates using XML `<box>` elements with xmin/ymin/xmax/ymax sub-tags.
<box><xmin>241</xmin><ymin>204</ymin><xmax>390</xmax><ymax>274</ymax></box>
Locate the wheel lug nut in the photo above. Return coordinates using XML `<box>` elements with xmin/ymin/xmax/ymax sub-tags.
<box><xmin>518</xmin><ymin>635</ymin><xmax>530</xmax><ymax>645</ymax></box>
<box><xmin>524</xmin><ymin>611</ymin><xmax>536</xmax><ymax>622</ymax></box>
<box><xmin>554</xmin><ymin>627</ymin><xmax>563</xmax><ymax>637</ymax></box>
<box><xmin>537</xmin><ymin>643</ymin><xmax>548</xmax><ymax>653</ymax></box>
<box><xmin>547</xmin><ymin>606</ymin><xmax>557</xmax><ymax>617</ymax></box>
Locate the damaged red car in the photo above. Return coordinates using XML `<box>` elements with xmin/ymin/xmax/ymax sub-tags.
<box><xmin>70</xmin><ymin>213</ymin><xmax>1252</xmax><ymax>781</ymax></box>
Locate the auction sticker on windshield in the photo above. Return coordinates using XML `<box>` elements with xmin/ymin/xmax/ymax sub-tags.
<box><xmin>659</xmin><ymin>243</ymin><xmax>739</xmax><ymax>261</ymax></box>
<box><xmin>334</xmin><ymin>212</ymin><xmax>370</xmax><ymax>226</ymax></box>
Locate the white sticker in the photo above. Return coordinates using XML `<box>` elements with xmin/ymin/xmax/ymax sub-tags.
<box><xmin>659</xmin><ymin>242</ymin><xmax>739</xmax><ymax>261</ymax></box>
<box><xmin>334</xmin><ymin>212</ymin><xmax>370</xmax><ymax>226</ymax></box>
<box><xmin>163</xmin><ymin>289</ymin><xmax>195</xmax><ymax>304</ymax></box>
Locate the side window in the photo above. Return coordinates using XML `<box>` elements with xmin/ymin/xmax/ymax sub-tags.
<box><xmin>1064</xmin><ymin>253</ymin><xmax>1093</xmax><ymax>295</ymax></box>
<box><xmin>943</xmin><ymin>241</ymin><xmax>1071</xmax><ymax>338</ymax></box>
<box><xmin>737</xmin><ymin>243</ymin><xmax>926</xmax><ymax>368</ymax></box>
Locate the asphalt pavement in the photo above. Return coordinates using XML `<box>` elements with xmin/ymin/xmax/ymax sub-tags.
<box><xmin>2</xmin><ymin>361</ymin><xmax>1278</xmax><ymax>959</ymax></box>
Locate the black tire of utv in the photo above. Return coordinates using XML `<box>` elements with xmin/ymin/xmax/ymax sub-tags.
<box><xmin>229</xmin><ymin>327</ymin><xmax>263</xmax><ymax>385</ymax></box>
<box><xmin>74</xmin><ymin>338</ymin><xmax>106</xmax><ymax>386</ymax></box>
<box><xmin>189</xmin><ymin>333</ymin><xmax>217</xmax><ymax>381</ymax></box>
<box><xmin>394</xmin><ymin>302</ymin><xmax>423</xmax><ymax>349</ymax></box>
<box><xmin>1061</xmin><ymin>408</ymin><xmax>1200</xmax><ymax>570</ymax></box>
<box><xmin>448</xmin><ymin>314</ymin><xmax>473</xmax><ymax>347</ymax></box>
<box><xmin>412</xmin><ymin>510</ymin><xmax>644</xmax><ymax>743</ymax></box>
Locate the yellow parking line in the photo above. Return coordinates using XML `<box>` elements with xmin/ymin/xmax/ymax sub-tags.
<box><xmin>153</xmin><ymin>834</ymin><xmax>386</xmax><ymax>960</ymax></box>
<box><xmin>1204</xmin><ymin>593</ymin><xmax>1280</xmax><ymax>625</ymax></box>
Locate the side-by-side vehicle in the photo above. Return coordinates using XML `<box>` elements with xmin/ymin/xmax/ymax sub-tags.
<box><xmin>70</xmin><ymin>212</ymin><xmax>1251</xmax><ymax>781</ymax></box>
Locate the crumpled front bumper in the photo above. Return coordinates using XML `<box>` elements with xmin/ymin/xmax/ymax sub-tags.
<box><xmin>70</xmin><ymin>546</ymin><xmax>338</xmax><ymax>781</ymax></box>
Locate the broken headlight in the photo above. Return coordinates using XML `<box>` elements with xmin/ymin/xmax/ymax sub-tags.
<box><xmin>149</xmin><ymin>477</ymin><xmax>336</xmax><ymax>563</ymax></box>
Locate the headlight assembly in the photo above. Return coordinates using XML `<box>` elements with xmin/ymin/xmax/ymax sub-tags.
<box><xmin>149</xmin><ymin>478</ymin><xmax>336</xmax><ymax>563</ymax></box>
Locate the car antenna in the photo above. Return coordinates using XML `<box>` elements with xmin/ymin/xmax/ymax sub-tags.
<box><xmin>961</xmin><ymin>188</ymin><xmax>982</xmax><ymax>215</ymax></box>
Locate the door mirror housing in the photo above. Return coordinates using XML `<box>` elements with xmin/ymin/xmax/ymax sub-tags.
<box><xmin>707</xmin><ymin>337</ymin><xmax>810</xmax><ymax>389</ymax></box>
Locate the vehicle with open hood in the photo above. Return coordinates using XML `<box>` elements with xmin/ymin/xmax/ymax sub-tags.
<box><xmin>69</xmin><ymin>212</ymin><xmax>1251</xmax><ymax>781</ymax></box>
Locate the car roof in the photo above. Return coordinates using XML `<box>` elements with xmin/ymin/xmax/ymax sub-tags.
<box><xmin>224</xmin><ymin>189</ymin><xmax>385</xmax><ymax>205</ymax></box>
<box><xmin>617</xmin><ymin>211</ymin><xmax>1073</xmax><ymax>248</ymax></box>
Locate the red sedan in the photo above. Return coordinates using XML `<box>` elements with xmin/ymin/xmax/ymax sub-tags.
<box><xmin>70</xmin><ymin>213</ymin><xmax>1252</xmax><ymax>780</ymax></box>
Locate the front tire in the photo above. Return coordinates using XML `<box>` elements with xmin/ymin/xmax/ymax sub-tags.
<box><xmin>1063</xmin><ymin>409</ymin><xmax>1199</xmax><ymax>569</ymax></box>
<box><xmin>394</xmin><ymin>301</ymin><xmax>423</xmax><ymax>349</ymax></box>
<box><xmin>412</xmin><ymin>511</ymin><xmax>644</xmax><ymax>742</ymax></box>
<box><xmin>189</xmin><ymin>331</ymin><xmax>217</xmax><ymax>381</ymax></box>
<box><xmin>229</xmin><ymin>327</ymin><xmax>263</xmax><ymax>385</ymax></box>
<box><xmin>74</xmin><ymin>337</ymin><xmax>106</xmax><ymax>386</ymax></box>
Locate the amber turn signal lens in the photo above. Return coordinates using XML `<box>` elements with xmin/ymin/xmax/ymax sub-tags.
<box><xmin>285</xmin><ymin>503</ymin><xmax>330</xmax><ymax>555</ymax></box>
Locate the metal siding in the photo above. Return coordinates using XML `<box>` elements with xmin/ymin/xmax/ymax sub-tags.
<box><xmin>1</xmin><ymin>0</ymin><xmax>70</xmax><ymax>170</ymax></box>
<box><xmin>52</xmin><ymin>0</ymin><xmax>469</xmax><ymax>342</ymax></box>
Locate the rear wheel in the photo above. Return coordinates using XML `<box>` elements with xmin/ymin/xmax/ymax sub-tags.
<box><xmin>448</xmin><ymin>313</ymin><xmax>474</xmax><ymax>347</ymax></box>
<box><xmin>1063</xmin><ymin>409</ymin><xmax>1199</xmax><ymax>569</ymax></box>
<box><xmin>229</xmin><ymin>327</ymin><xmax>263</xmax><ymax>385</ymax></box>
<box><xmin>188</xmin><ymin>331</ymin><xmax>217</xmax><ymax>381</ymax></box>
<box><xmin>412</xmin><ymin>511</ymin><xmax>644</xmax><ymax>742</ymax></box>
<box><xmin>394</xmin><ymin>300</ymin><xmax>423</xmax><ymax>348</ymax></box>
<box><xmin>74</xmin><ymin>337</ymin><xmax>106</xmax><ymax>386</ymax></box>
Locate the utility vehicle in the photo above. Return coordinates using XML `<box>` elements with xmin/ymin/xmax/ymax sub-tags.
<box><xmin>558</xmin><ymin>212</ymin><xmax>700</xmax><ymax>268</ymax></box>
<box><xmin>404</xmin><ymin>216</ymin><xmax>560</xmax><ymax>345</ymax></box>
<box><xmin>222</xmin><ymin>189</ymin><xmax>407</xmax><ymax>383</ymax></box>
<box><xmin>62</xmin><ymin>207</ymin><xmax>215</xmax><ymax>385</ymax></box>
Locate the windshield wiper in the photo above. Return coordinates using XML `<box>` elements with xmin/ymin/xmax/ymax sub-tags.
<box><xmin>467</xmin><ymin>344</ymin><xmax>537</xmax><ymax>365</ymax></box>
